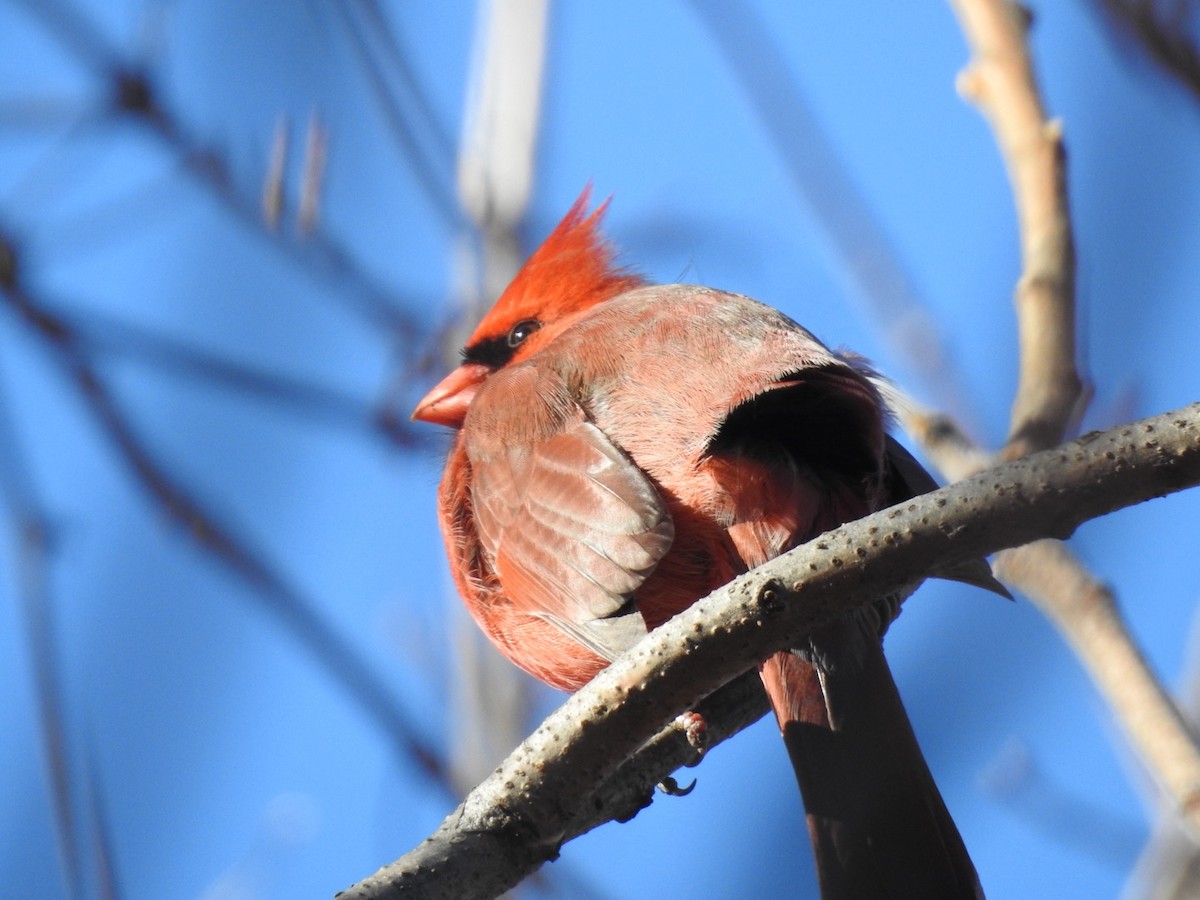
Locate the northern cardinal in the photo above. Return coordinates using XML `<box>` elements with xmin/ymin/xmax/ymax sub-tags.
<box><xmin>414</xmin><ymin>192</ymin><xmax>999</xmax><ymax>898</ymax></box>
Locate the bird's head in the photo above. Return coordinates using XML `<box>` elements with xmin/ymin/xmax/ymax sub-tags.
<box><xmin>413</xmin><ymin>189</ymin><xmax>643</xmax><ymax>428</ymax></box>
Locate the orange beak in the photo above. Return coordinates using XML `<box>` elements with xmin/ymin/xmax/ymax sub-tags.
<box><xmin>411</xmin><ymin>362</ymin><xmax>490</xmax><ymax>428</ymax></box>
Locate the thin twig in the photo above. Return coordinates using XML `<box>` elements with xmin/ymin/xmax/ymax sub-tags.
<box><xmin>334</xmin><ymin>1</ymin><xmax>461</xmax><ymax>227</ymax></box>
<box><xmin>262</xmin><ymin>114</ymin><xmax>287</xmax><ymax>230</ymax></box>
<box><xmin>10</xmin><ymin>0</ymin><xmax>419</xmax><ymax>334</ymax></box>
<box><xmin>15</xmin><ymin>518</ymin><xmax>83</xmax><ymax>899</ymax></box>
<box><xmin>0</xmin><ymin>365</ymin><xmax>83</xmax><ymax>898</ymax></box>
<box><xmin>82</xmin><ymin>737</ymin><xmax>121</xmax><ymax>900</ymax></box>
<box><xmin>299</xmin><ymin>111</ymin><xmax>327</xmax><ymax>235</ymax></box>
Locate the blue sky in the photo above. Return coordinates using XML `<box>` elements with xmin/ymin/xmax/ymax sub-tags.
<box><xmin>2</xmin><ymin>2</ymin><xmax>1199</xmax><ymax>898</ymax></box>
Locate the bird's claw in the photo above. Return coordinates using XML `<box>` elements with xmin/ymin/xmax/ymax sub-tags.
<box><xmin>656</xmin><ymin>776</ymin><xmax>696</xmax><ymax>797</ymax></box>
<box><xmin>654</xmin><ymin>712</ymin><xmax>708</xmax><ymax>796</ymax></box>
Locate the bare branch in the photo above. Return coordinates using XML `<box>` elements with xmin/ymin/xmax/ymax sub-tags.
<box><xmin>0</xmin><ymin>435</ymin><xmax>82</xmax><ymax>897</ymax></box>
<box><xmin>950</xmin><ymin>0</ymin><xmax>1085</xmax><ymax>456</ymax></box>
<box><xmin>334</xmin><ymin>2</ymin><xmax>461</xmax><ymax>228</ymax></box>
<box><xmin>63</xmin><ymin>301</ymin><xmax>422</xmax><ymax>446</ymax></box>
<box><xmin>444</xmin><ymin>0</ymin><xmax>552</xmax><ymax>799</ymax></box>
<box><xmin>1126</xmin><ymin>605</ymin><xmax>1200</xmax><ymax>898</ymax></box>
<box><xmin>10</xmin><ymin>0</ymin><xmax>420</xmax><ymax>334</ymax></box>
<box><xmin>892</xmin><ymin>4</ymin><xmax>1200</xmax><ymax>868</ymax></box>
<box><xmin>343</xmin><ymin>402</ymin><xmax>1200</xmax><ymax>900</ymax></box>
<box><xmin>889</xmin><ymin>383</ymin><xmax>1200</xmax><ymax>846</ymax></box>
<box><xmin>918</xmin><ymin>11</ymin><xmax>1195</xmax><ymax>846</ymax></box>
<box><xmin>0</xmin><ymin>235</ymin><xmax>447</xmax><ymax>792</ymax></box>
<box><xmin>995</xmin><ymin>540</ymin><xmax>1200</xmax><ymax>839</ymax></box>
<box><xmin>689</xmin><ymin>0</ymin><xmax>980</xmax><ymax>427</ymax></box>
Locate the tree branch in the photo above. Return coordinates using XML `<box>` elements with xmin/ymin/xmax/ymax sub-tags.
<box><xmin>995</xmin><ymin>540</ymin><xmax>1200</xmax><ymax>837</ymax></box>
<box><xmin>689</xmin><ymin>0</ymin><xmax>981</xmax><ymax>427</ymax></box>
<box><xmin>929</xmin><ymin>0</ymin><xmax>1200</xmax><ymax>853</ymax></box>
<box><xmin>0</xmin><ymin>239</ymin><xmax>447</xmax><ymax>792</ymax></box>
<box><xmin>342</xmin><ymin>401</ymin><xmax>1200</xmax><ymax>900</ymax></box>
<box><xmin>10</xmin><ymin>0</ymin><xmax>421</xmax><ymax>334</ymax></box>
<box><xmin>891</xmin><ymin>386</ymin><xmax>1200</xmax><ymax>839</ymax></box>
<box><xmin>950</xmin><ymin>0</ymin><xmax>1085</xmax><ymax>456</ymax></box>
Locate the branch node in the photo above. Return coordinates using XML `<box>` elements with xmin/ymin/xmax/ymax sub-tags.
<box><xmin>757</xmin><ymin>579</ymin><xmax>786</xmax><ymax>615</ymax></box>
<box><xmin>955</xmin><ymin>65</ymin><xmax>986</xmax><ymax>102</ymax></box>
<box><xmin>111</xmin><ymin>67</ymin><xmax>155</xmax><ymax>117</ymax></box>
<box><xmin>1014</xmin><ymin>2</ymin><xmax>1035</xmax><ymax>33</ymax></box>
<box><xmin>1181</xmin><ymin>786</ymin><xmax>1200</xmax><ymax>819</ymax></box>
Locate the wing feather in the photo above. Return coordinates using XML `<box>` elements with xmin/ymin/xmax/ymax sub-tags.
<box><xmin>467</xmin><ymin>370</ymin><xmax>674</xmax><ymax>660</ymax></box>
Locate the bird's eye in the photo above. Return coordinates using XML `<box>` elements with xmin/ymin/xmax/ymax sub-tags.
<box><xmin>507</xmin><ymin>319</ymin><xmax>541</xmax><ymax>348</ymax></box>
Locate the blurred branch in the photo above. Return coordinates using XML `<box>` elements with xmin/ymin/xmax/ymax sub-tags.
<box><xmin>875</xmin><ymin>383</ymin><xmax>994</xmax><ymax>481</ymax></box>
<box><xmin>889</xmin><ymin>387</ymin><xmax>1200</xmax><ymax>841</ymax></box>
<box><xmin>334</xmin><ymin>1</ymin><xmax>461</xmax><ymax>228</ymax></box>
<box><xmin>22</xmin><ymin>162</ymin><xmax>186</xmax><ymax>264</ymax></box>
<box><xmin>345</xmin><ymin>402</ymin><xmax>1200</xmax><ymax>899</ymax></box>
<box><xmin>457</xmin><ymin>0</ymin><xmax>548</xmax><ymax>238</ymax></box>
<box><xmin>1125</xmin><ymin>605</ymin><xmax>1200</xmax><ymax>899</ymax></box>
<box><xmin>1127</xmin><ymin>819</ymin><xmax>1200</xmax><ymax>899</ymax></box>
<box><xmin>1094</xmin><ymin>0</ymin><xmax>1200</xmax><ymax>104</ymax></box>
<box><xmin>0</xmin><ymin>391</ymin><xmax>83</xmax><ymax>898</ymax></box>
<box><xmin>996</xmin><ymin>540</ymin><xmax>1200</xmax><ymax>839</ymax></box>
<box><xmin>262</xmin><ymin>115</ymin><xmax>287</xmax><ymax>230</ymax></box>
<box><xmin>15</xmin><ymin>519</ymin><xmax>84</xmax><ymax>899</ymax></box>
<box><xmin>940</xmin><ymin>0</ymin><xmax>1200</xmax><ymax>846</ymax></box>
<box><xmin>689</xmin><ymin>0</ymin><xmax>980</xmax><ymax>429</ymax></box>
<box><xmin>981</xmin><ymin>738</ymin><xmax>1141</xmax><ymax>868</ymax></box>
<box><xmin>0</xmin><ymin>232</ymin><xmax>448</xmax><ymax>792</ymax></box>
<box><xmin>298</xmin><ymin>112</ymin><xmax>327</xmax><ymax>236</ymax></box>
<box><xmin>5</xmin><ymin>0</ymin><xmax>120</xmax><ymax>72</ymax></box>
<box><xmin>950</xmin><ymin>0</ymin><xmax>1085</xmax><ymax>457</ymax></box>
<box><xmin>444</xmin><ymin>0</ymin><xmax>550</xmax><ymax>797</ymax></box>
<box><xmin>1</xmin><ymin>357</ymin><xmax>124</xmax><ymax>898</ymax></box>
<box><xmin>63</xmin><ymin>302</ymin><xmax>423</xmax><ymax>446</ymax></box>
<box><xmin>9</xmin><ymin>0</ymin><xmax>420</xmax><ymax>335</ymax></box>
<box><xmin>82</xmin><ymin>738</ymin><xmax>121</xmax><ymax>900</ymax></box>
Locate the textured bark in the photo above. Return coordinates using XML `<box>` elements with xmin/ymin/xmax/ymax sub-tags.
<box><xmin>342</xmin><ymin>402</ymin><xmax>1200</xmax><ymax>900</ymax></box>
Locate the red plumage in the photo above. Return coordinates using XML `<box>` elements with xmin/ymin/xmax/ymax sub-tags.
<box><xmin>414</xmin><ymin>191</ymin><xmax>996</xmax><ymax>898</ymax></box>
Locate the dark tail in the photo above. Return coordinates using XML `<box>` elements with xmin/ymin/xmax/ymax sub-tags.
<box><xmin>759</xmin><ymin>616</ymin><xmax>983</xmax><ymax>899</ymax></box>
